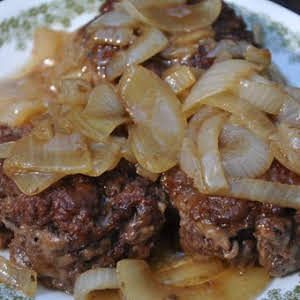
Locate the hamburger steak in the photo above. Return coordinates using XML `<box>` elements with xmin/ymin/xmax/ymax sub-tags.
<box><xmin>0</xmin><ymin>0</ymin><xmax>298</xmax><ymax>293</ymax></box>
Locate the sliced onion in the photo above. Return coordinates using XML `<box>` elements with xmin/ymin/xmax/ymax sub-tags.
<box><xmin>130</xmin><ymin>125</ymin><xmax>178</xmax><ymax>173</ymax></box>
<box><xmin>0</xmin><ymin>99</ymin><xmax>45</xmax><ymax>127</ymax></box>
<box><xmin>163</xmin><ymin>65</ymin><xmax>196</xmax><ymax>95</ymax></box>
<box><xmin>58</xmin><ymin>78</ymin><xmax>91</xmax><ymax>106</ymax></box>
<box><xmin>123</xmin><ymin>0</ymin><xmax>222</xmax><ymax>33</ymax></box>
<box><xmin>136</xmin><ymin>164</ymin><xmax>160</xmax><ymax>181</ymax></box>
<box><xmin>277</xmin><ymin>96</ymin><xmax>300</xmax><ymax>126</ymax></box>
<box><xmin>69</xmin><ymin>110</ymin><xmax>127</xmax><ymax>142</ymax></box>
<box><xmin>269</xmin><ymin>123</ymin><xmax>300</xmax><ymax>176</ymax></box>
<box><xmin>202</xmin><ymin>93</ymin><xmax>276</xmax><ymax>141</ymax></box>
<box><xmin>106</xmin><ymin>27</ymin><xmax>168</xmax><ymax>80</ymax></box>
<box><xmin>286</xmin><ymin>86</ymin><xmax>300</xmax><ymax>102</ymax></box>
<box><xmin>220</xmin><ymin>123</ymin><xmax>273</xmax><ymax>178</ymax></box>
<box><xmin>197</xmin><ymin>113</ymin><xmax>228</xmax><ymax>193</ymax></box>
<box><xmin>85</xmin><ymin>139</ymin><xmax>121</xmax><ymax>177</ymax></box>
<box><xmin>179</xmin><ymin>137</ymin><xmax>206</xmax><ymax>192</ymax></box>
<box><xmin>0</xmin><ymin>255</ymin><xmax>37</xmax><ymax>297</ymax></box>
<box><xmin>221</xmin><ymin>178</ymin><xmax>300</xmax><ymax>209</ymax></box>
<box><xmin>127</xmin><ymin>0</ymin><xmax>186</xmax><ymax>8</ymax></box>
<box><xmin>183</xmin><ymin>59</ymin><xmax>258</xmax><ymax>117</ymax></box>
<box><xmin>74</xmin><ymin>268</ymin><xmax>118</xmax><ymax>300</ymax></box>
<box><xmin>171</xmin><ymin>27</ymin><xmax>214</xmax><ymax>46</ymax></box>
<box><xmin>0</xmin><ymin>142</ymin><xmax>16</xmax><ymax>159</ymax></box>
<box><xmin>84</xmin><ymin>83</ymin><xmax>125</xmax><ymax>117</ymax></box>
<box><xmin>244</xmin><ymin>45</ymin><xmax>271</xmax><ymax>66</ymax></box>
<box><xmin>94</xmin><ymin>27</ymin><xmax>134</xmax><ymax>47</ymax></box>
<box><xmin>4</xmin><ymin>133</ymin><xmax>91</xmax><ymax>174</ymax></box>
<box><xmin>9</xmin><ymin>172</ymin><xmax>63</xmax><ymax>196</ymax></box>
<box><xmin>90</xmin><ymin>10</ymin><xmax>138</xmax><ymax>27</ymax></box>
<box><xmin>161</xmin><ymin>43</ymin><xmax>198</xmax><ymax>60</ymax></box>
<box><xmin>120</xmin><ymin>65</ymin><xmax>185</xmax><ymax>172</ymax></box>
<box><xmin>238</xmin><ymin>74</ymin><xmax>286</xmax><ymax>114</ymax></box>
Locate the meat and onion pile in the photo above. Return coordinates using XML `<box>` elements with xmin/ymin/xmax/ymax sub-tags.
<box><xmin>0</xmin><ymin>0</ymin><xmax>299</xmax><ymax>299</ymax></box>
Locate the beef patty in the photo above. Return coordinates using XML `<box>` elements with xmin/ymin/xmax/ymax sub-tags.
<box><xmin>0</xmin><ymin>126</ymin><xmax>166</xmax><ymax>292</ymax></box>
<box><xmin>161</xmin><ymin>162</ymin><xmax>300</xmax><ymax>277</ymax></box>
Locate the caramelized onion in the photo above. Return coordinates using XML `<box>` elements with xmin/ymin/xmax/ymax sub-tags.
<box><xmin>163</xmin><ymin>65</ymin><xmax>196</xmax><ymax>95</ymax></box>
<box><xmin>106</xmin><ymin>27</ymin><xmax>168</xmax><ymax>80</ymax></box>
<box><xmin>94</xmin><ymin>27</ymin><xmax>134</xmax><ymax>46</ymax></box>
<box><xmin>202</xmin><ymin>94</ymin><xmax>276</xmax><ymax>140</ymax></box>
<box><xmin>183</xmin><ymin>59</ymin><xmax>258</xmax><ymax>116</ymax></box>
<box><xmin>0</xmin><ymin>256</ymin><xmax>37</xmax><ymax>297</ymax></box>
<box><xmin>277</xmin><ymin>96</ymin><xmax>300</xmax><ymax>127</ymax></box>
<box><xmin>0</xmin><ymin>142</ymin><xmax>16</xmax><ymax>159</ymax></box>
<box><xmin>84</xmin><ymin>83</ymin><xmax>125</xmax><ymax>117</ymax></box>
<box><xmin>124</xmin><ymin>0</ymin><xmax>222</xmax><ymax>33</ymax></box>
<box><xmin>239</xmin><ymin>74</ymin><xmax>286</xmax><ymax>114</ymax></box>
<box><xmin>91</xmin><ymin>10</ymin><xmax>138</xmax><ymax>27</ymax></box>
<box><xmin>4</xmin><ymin>133</ymin><xmax>91</xmax><ymax>174</ymax></box>
<box><xmin>171</xmin><ymin>27</ymin><xmax>214</xmax><ymax>46</ymax></box>
<box><xmin>197</xmin><ymin>113</ymin><xmax>228</xmax><ymax>193</ymax></box>
<box><xmin>74</xmin><ymin>268</ymin><xmax>118</xmax><ymax>300</ymax></box>
<box><xmin>0</xmin><ymin>99</ymin><xmax>45</xmax><ymax>127</ymax></box>
<box><xmin>120</xmin><ymin>65</ymin><xmax>185</xmax><ymax>172</ymax></box>
<box><xmin>220</xmin><ymin>123</ymin><xmax>273</xmax><ymax>178</ymax></box>
<box><xmin>180</xmin><ymin>137</ymin><xmax>206</xmax><ymax>192</ymax></box>
<box><xmin>9</xmin><ymin>172</ymin><xmax>63</xmax><ymax>196</ymax></box>
<box><xmin>85</xmin><ymin>140</ymin><xmax>121</xmax><ymax>177</ymax></box>
<box><xmin>221</xmin><ymin>178</ymin><xmax>300</xmax><ymax>209</ymax></box>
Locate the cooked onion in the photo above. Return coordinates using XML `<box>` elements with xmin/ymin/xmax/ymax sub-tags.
<box><xmin>183</xmin><ymin>59</ymin><xmax>258</xmax><ymax>117</ymax></box>
<box><xmin>4</xmin><ymin>133</ymin><xmax>91</xmax><ymax>174</ymax></box>
<box><xmin>277</xmin><ymin>96</ymin><xmax>300</xmax><ymax>127</ymax></box>
<box><xmin>163</xmin><ymin>65</ymin><xmax>196</xmax><ymax>95</ymax></box>
<box><xmin>0</xmin><ymin>142</ymin><xmax>16</xmax><ymax>159</ymax></box>
<box><xmin>269</xmin><ymin>123</ymin><xmax>300</xmax><ymax>176</ymax></box>
<box><xmin>69</xmin><ymin>110</ymin><xmax>127</xmax><ymax>142</ymax></box>
<box><xmin>84</xmin><ymin>83</ymin><xmax>125</xmax><ymax>117</ymax></box>
<box><xmin>286</xmin><ymin>86</ymin><xmax>300</xmax><ymax>102</ymax></box>
<box><xmin>180</xmin><ymin>137</ymin><xmax>206</xmax><ymax>192</ymax></box>
<box><xmin>106</xmin><ymin>27</ymin><xmax>168</xmax><ymax>80</ymax></box>
<box><xmin>220</xmin><ymin>123</ymin><xmax>273</xmax><ymax>178</ymax></box>
<box><xmin>74</xmin><ymin>268</ymin><xmax>118</xmax><ymax>300</ymax></box>
<box><xmin>85</xmin><ymin>140</ymin><xmax>121</xmax><ymax>177</ymax></box>
<box><xmin>238</xmin><ymin>74</ymin><xmax>286</xmax><ymax>114</ymax></box>
<box><xmin>123</xmin><ymin>0</ymin><xmax>222</xmax><ymax>33</ymax></box>
<box><xmin>171</xmin><ymin>27</ymin><xmax>214</xmax><ymax>46</ymax></box>
<box><xmin>221</xmin><ymin>178</ymin><xmax>300</xmax><ymax>209</ymax></box>
<box><xmin>9</xmin><ymin>172</ymin><xmax>63</xmax><ymax>196</ymax></box>
<box><xmin>0</xmin><ymin>99</ymin><xmax>45</xmax><ymax>127</ymax></box>
<box><xmin>197</xmin><ymin>113</ymin><xmax>228</xmax><ymax>193</ymax></box>
<box><xmin>244</xmin><ymin>45</ymin><xmax>271</xmax><ymax>66</ymax></box>
<box><xmin>0</xmin><ymin>256</ymin><xmax>37</xmax><ymax>297</ymax></box>
<box><xmin>120</xmin><ymin>65</ymin><xmax>185</xmax><ymax>172</ymax></box>
<box><xmin>161</xmin><ymin>43</ymin><xmax>198</xmax><ymax>60</ymax></box>
<box><xmin>58</xmin><ymin>78</ymin><xmax>91</xmax><ymax>106</ymax></box>
<box><xmin>94</xmin><ymin>27</ymin><xmax>134</xmax><ymax>47</ymax></box>
<box><xmin>90</xmin><ymin>9</ymin><xmax>138</xmax><ymax>27</ymax></box>
<box><xmin>136</xmin><ymin>164</ymin><xmax>160</xmax><ymax>181</ymax></box>
<box><xmin>201</xmin><ymin>94</ymin><xmax>276</xmax><ymax>141</ymax></box>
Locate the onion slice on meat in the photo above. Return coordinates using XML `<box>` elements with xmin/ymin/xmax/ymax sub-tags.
<box><xmin>277</xmin><ymin>96</ymin><xmax>300</xmax><ymax>127</ymax></box>
<box><xmin>220</xmin><ymin>178</ymin><xmax>300</xmax><ymax>209</ymax></box>
<box><xmin>0</xmin><ymin>256</ymin><xmax>37</xmax><ymax>297</ymax></box>
<box><xmin>202</xmin><ymin>93</ymin><xmax>276</xmax><ymax>141</ymax></box>
<box><xmin>220</xmin><ymin>123</ymin><xmax>273</xmax><ymax>178</ymax></box>
<box><xmin>9</xmin><ymin>172</ymin><xmax>64</xmax><ymax>196</ymax></box>
<box><xmin>93</xmin><ymin>27</ymin><xmax>134</xmax><ymax>47</ymax></box>
<box><xmin>84</xmin><ymin>83</ymin><xmax>125</xmax><ymax>117</ymax></box>
<box><xmin>120</xmin><ymin>65</ymin><xmax>186</xmax><ymax>172</ymax></box>
<box><xmin>197</xmin><ymin>113</ymin><xmax>228</xmax><ymax>193</ymax></box>
<box><xmin>74</xmin><ymin>268</ymin><xmax>118</xmax><ymax>300</ymax></box>
<box><xmin>106</xmin><ymin>27</ymin><xmax>168</xmax><ymax>80</ymax></box>
<box><xmin>183</xmin><ymin>59</ymin><xmax>258</xmax><ymax>116</ymax></box>
<box><xmin>123</xmin><ymin>0</ymin><xmax>222</xmax><ymax>33</ymax></box>
<box><xmin>85</xmin><ymin>139</ymin><xmax>122</xmax><ymax>177</ymax></box>
<box><xmin>163</xmin><ymin>65</ymin><xmax>196</xmax><ymax>95</ymax></box>
<box><xmin>4</xmin><ymin>133</ymin><xmax>91</xmax><ymax>174</ymax></box>
<box><xmin>238</xmin><ymin>74</ymin><xmax>286</xmax><ymax>114</ymax></box>
<box><xmin>0</xmin><ymin>142</ymin><xmax>16</xmax><ymax>159</ymax></box>
<box><xmin>180</xmin><ymin>137</ymin><xmax>206</xmax><ymax>192</ymax></box>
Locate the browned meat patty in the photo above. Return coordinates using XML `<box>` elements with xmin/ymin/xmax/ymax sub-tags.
<box><xmin>0</xmin><ymin>126</ymin><xmax>166</xmax><ymax>292</ymax></box>
<box><xmin>161</xmin><ymin>162</ymin><xmax>300</xmax><ymax>277</ymax></box>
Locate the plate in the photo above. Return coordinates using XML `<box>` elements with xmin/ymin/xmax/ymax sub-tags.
<box><xmin>0</xmin><ymin>0</ymin><xmax>300</xmax><ymax>299</ymax></box>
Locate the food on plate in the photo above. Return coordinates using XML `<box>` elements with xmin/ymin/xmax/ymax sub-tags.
<box><xmin>0</xmin><ymin>0</ymin><xmax>299</xmax><ymax>298</ymax></box>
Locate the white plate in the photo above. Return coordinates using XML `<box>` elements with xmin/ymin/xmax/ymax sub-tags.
<box><xmin>0</xmin><ymin>0</ymin><xmax>300</xmax><ymax>299</ymax></box>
